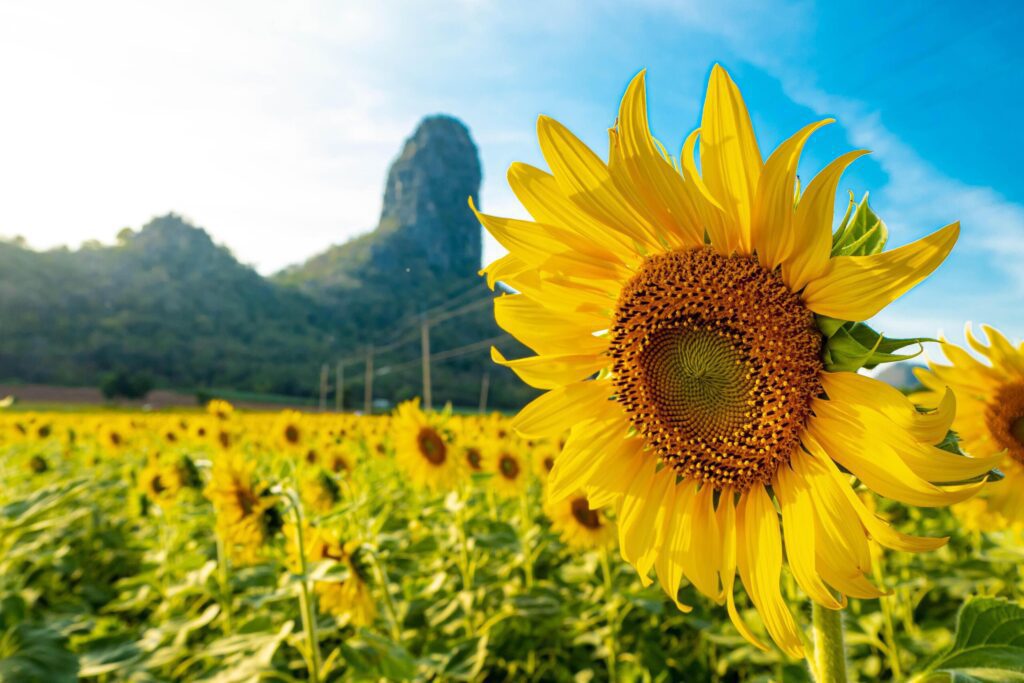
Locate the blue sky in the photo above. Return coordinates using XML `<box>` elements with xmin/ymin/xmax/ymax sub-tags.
<box><xmin>1</xmin><ymin>0</ymin><xmax>1021</xmax><ymax>345</ymax></box>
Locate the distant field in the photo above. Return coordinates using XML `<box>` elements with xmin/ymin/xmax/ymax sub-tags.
<box><xmin>0</xmin><ymin>384</ymin><xmax>317</xmax><ymax>412</ymax></box>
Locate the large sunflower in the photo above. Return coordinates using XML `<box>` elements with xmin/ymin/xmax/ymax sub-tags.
<box><xmin>478</xmin><ymin>65</ymin><xmax>1000</xmax><ymax>655</ymax></box>
<box><xmin>913</xmin><ymin>325</ymin><xmax>1024</xmax><ymax>528</ymax></box>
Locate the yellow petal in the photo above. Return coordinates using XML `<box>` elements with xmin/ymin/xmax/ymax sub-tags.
<box><xmin>774</xmin><ymin>462</ymin><xmax>844</xmax><ymax>609</ymax></box>
<box><xmin>813</xmin><ymin>448</ymin><xmax>948</xmax><ymax>553</ymax></box>
<box><xmin>507</xmin><ymin>162</ymin><xmax>639</xmax><ymax>257</ymax></box>
<box><xmin>801</xmin><ymin>222</ymin><xmax>959</xmax><ymax>321</ymax></box>
<box><xmin>753</xmin><ymin>119</ymin><xmax>832</xmax><ymax>271</ymax></box>
<box><xmin>512</xmin><ymin>381</ymin><xmax>613</xmax><ymax>439</ymax></box>
<box><xmin>490</xmin><ymin>347</ymin><xmax>605</xmax><ymax>390</ymax></box>
<box><xmin>494</xmin><ymin>294</ymin><xmax>608</xmax><ymax>356</ymax></box>
<box><xmin>618</xmin><ymin>465</ymin><xmax>674</xmax><ymax>585</ymax></box>
<box><xmin>736</xmin><ymin>486</ymin><xmax>804</xmax><ymax>658</ymax></box>
<box><xmin>784</xmin><ymin>150</ymin><xmax>869</xmax><ymax>291</ymax></box>
<box><xmin>480</xmin><ymin>253</ymin><xmax>530</xmax><ymax>290</ymax></box>
<box><xmin>806</xmin><ymin>413</ymin><xmax>984</xmax><ymax>507</ymax></box>
<box><xmin>471</xmin><ymin>200</ymin><xmax>627</xmax><ymax>281</ymax></box>
<box><xmin>718</xmin><ymin>489</ymin><xmax>770</xmax><ymax>651</ymax></box>
<box><xmin>681</xmin><ymin>483</ymin><xmax>722</xmax><ymax>601</ymax></box>
<box><xmin>616</xmin><ymin>71</ymin><xmax>704</xmax><ymax>248</ymax></box>
<box><xmin>536</xmin><ymin>115</ymin><xmax>661</xmax><ymax>247</ymax></box>
<box><xmin>680</xmin><ymin>129</ymin><xmax>731</xmax><ymax>250</ymax></box>
<box><xmin>547</xmin><ymin>417</ymin><xmax>635</xmax><ymax>503</ymax></box>
<box><xmin>820</xmin><ymin>371</ymin><xmax>955</xmax><ymax>445</ymax></box>
<box><xmin>814</xmin><ymin>398</ymin><xmax>1003</xmax><ymax>484</ymax></box>
<box><xmin>700</xmin><ymin>64</ymin><xmax>763</xmax><ymax>254</ymax></box>
<box><xmin>655</xmin><ymin>479</ymin><xmax>698</xmax><ymax>611</ymax></box>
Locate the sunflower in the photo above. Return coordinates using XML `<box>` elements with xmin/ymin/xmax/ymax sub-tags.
<box><xmin>483</xmin><ymin>441</ymin><xmax>529</xmax><ymax>498</ymax></box>
<box><xmin>913</xmin><ymin>325</ymin><xmax>1024</xmax><ymax>529</ymax></box>
<box><xmin>300</xmin><ymin>468</ymin><xmax>343</xmax><ymax>515</ymax></box>
<box><xmin>275</xmin><ymin>410</ymin><xmax>306</xmax><ymax>451</ymax></box>
<box><xmin>393</xmin><ymin>399</ymin><xmax>459</xmax><ymax>491</ymax></box>
<box><xmin>285</xmin><ymin>523</ymin><xmax>376</xmax><ymax>625</ymax></box>
<box><xmin>480</xmin><ymin>65</ymin><xmax>999</xmax><ymax>655</ymax></box>
<box><xmin>140</xmin><ymin>454</ymin><xmax>201</xmax><ymax>507</ymax></box>
<box><xmin>207</xmin><ymin>398</ymin><xmax>235</xmax><ymax>421</ymax></box>
<box><xmin>206</xmin><ymin>452</ymin><xmax>282</xmax><ymax>564</ymax></box>
<box><xmin>544</xmin><ymin>490</ymin><xmax>616</xmax><ymax>550</ymax></box>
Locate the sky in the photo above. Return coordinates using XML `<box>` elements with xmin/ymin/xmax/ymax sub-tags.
<box><xmin>1</xmin><ymin>0</ymin><xmax>1022</xmax><ymax>345</ymax></box>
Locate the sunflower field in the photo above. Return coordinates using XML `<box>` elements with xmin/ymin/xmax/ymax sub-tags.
<box><xmin>0</xmin><ymin>398</ymin><xmax>1022</xmax><ymax>682</ymax></box>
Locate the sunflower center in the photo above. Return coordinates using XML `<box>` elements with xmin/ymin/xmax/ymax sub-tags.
<box><xmin>610</xmin><ymin>247</ymin><xmax>823</xmax><ymax>492</ymax></box>
<box><xmin>570</xmin><ymin>497</ymin><xmax>602</xmax><ymax>529</ymax></box>
<box><xmin>466</xmin><ymin>447</ymin><xmax>482</xmax><ymax>470</ymax></box>
<box><xmin>284</xmin><ymin>425</ymin><xmax>300</xmax><ymax>444</ymax></box>
<box><xmin>986</xmin><ymin>382</ymin><xmax>1024</xmax><ymax>464</ymax></box>
<box><xmin>499</xmin><ymin>454</ymin><xmax>520</xmax><ymax>479</ymax></box>
<box><xmin>417</xmin><ymin>427</ymin><xmax>447</xmax><ymax>465</ymax></box>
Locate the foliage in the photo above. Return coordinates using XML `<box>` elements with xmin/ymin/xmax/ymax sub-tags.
<box><xmin>1</xmin><ymin>407</ymin><xmax>1021</xmax><ymax>681</ymax></box>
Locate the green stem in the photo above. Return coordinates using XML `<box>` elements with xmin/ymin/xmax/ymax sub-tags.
<box><xmin>811</xmin><ymin>603</ymin><xmax>848</xmax><ymax>683</ymax></box>
<box><xmin>367</xmin><ymin>549</ymin><xmax>402</xmax><ymax>643</ymax></box>
<box><xmin>454</xmin><ymin>491</ymin><xmax>473</xmax><ymax>591</ymax></box>
<box><xmin>215</xmin><ymin>536</ymin><xmax>234</xmax><ymax>636</ymax></box>
<box><xmin>518</xmin><ymin>491</ymin><xmax>534</xmax><ymax>589</ymax></box>
<box><xmin>599</xmin><ymin>548</ymin><xmax>618</xmax><ymax>683</ymax></box>
<box><xmin>289</xmin><ymin>493</ymin><xmax>322</xmax><ymax>683</ymax></box>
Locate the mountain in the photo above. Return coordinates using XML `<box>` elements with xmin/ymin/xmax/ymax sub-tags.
<box><xmin>0</xmin><ymin>215</ymin><xmax>339</xmax><ymax>396</ymax></box>
<box><xmin>0</xmin><ymin>116</ymin><xmax>535</xmax><ymax>409</ymax></box>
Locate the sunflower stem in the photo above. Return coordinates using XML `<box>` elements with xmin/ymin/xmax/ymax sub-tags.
<box><xmin>518</xmin><ymin>490</ymin><xmax>534</xmax><ymax>589</ymax></box>
<box><xmin>599</xmin><ymin>547</ymin><xmax>619</xmax><ymax>683</ymax></box>
<box><xmin>288</xmin><ymin>491</ymin><xmax>323</xmax><ymax>683</ymax></box>
<box><xmin>366</xmin><ymin>548</ymin><xmax>402</xmax><ymax>643</ymax></box>
<box><xmin>811</xmin><ymin>603</ymin><xmax>848</xmax><ymax>683</ymax></box>
<box><xmin>215</xmin><ymin>536</ymin><xmax>233</xmax><ymax>636</ymax></box>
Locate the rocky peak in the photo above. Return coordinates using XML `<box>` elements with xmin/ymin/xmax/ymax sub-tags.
<box><xmin>374</xmin><ymin>115</ymin><xmax>482</xmax><ymax>277</ymax></box>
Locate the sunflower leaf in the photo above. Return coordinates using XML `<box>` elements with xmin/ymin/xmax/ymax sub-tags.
<box><xmin>818</xmin><ymin>318</ymin><xmax>931</xmax><ymax>372</ymax></box>
<box><xmin>919</xmin><ymin>596</ymin><xmax>1024</xmax><ymax>681</ymax></box>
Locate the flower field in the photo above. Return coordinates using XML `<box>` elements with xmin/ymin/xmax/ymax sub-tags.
<box><xmin>1</xmin><ymin>401</ymin><xmax>1022</xmax><ymax>682</ymax></box>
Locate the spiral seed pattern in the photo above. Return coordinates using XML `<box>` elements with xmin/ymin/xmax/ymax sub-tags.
<box><xmin>610</xmin><ymin>247</ymin><xmax>823</xmax><ymax>491</ymax></box>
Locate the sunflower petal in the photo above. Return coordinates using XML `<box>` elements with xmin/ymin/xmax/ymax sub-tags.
<box><xmin>802</xmin><ymin>222</ymin><xmax>959</xmax><ymax>321</ymax></box>
<box><xmin>490</xmin><ymin>347</ymin><xmax>605</xmax><ymax>390</ymax></box>
<box><xmin>617</xmin><ymin>71</ymin><xmax>704</xmax><ymax>248</ymax></box>
<box><xmin>536</xmin><ymin>115</ymin><xmax>661</xmax><ymax>247</ymax></box>
<box><xmin>736</xmin><ymin>486</ymin><xmax>804</xmax><ymax>658</ymax></box>
<box><xmin>494</xmin><ymin>295</ymin><xmax>607</xmax><ymax>356</ymax></box>
<box><xmin>774</xmin><ymin>462</ymin><xmax>843</xmax><ymax>609</ymax></box>
<box><xmin>718</xmin><ymin>489</ymin><xmax>770</xmax><ymax>651</ymax></box>
<box><xmin>655</xmin><ymin>479</ymin><xmax>698</xmax><ymax>611</ymax></box>
<box><xmin>753</xmin><ymin>119</ymin><xmax>832</xmax><ymax>271</ymax></box>
<box><xmin>784</xmin><ymin>151</ymin><xmax>869</xmax><ymax>291</ymax></box>
<box><xmin>547</xmin><ymin>418</ymin><xmax>634</xmax><ymax>503</ymax></box>
<box><xmin>700</xmin><ymin>64</ymin><xmax>763</xmax><ymax>254</ymax></box>
<box><xmin>618</xmin><ymin>466</ymin><xmax>675</xmax><ymax>585</ymax></box>
<box><xmin>513</xmin><ymin>381</ymin><xmax>613</xmax><ymax>439</ymax></box>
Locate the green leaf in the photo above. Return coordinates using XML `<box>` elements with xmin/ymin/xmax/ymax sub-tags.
<box><xmin>818</xmin><ymin>317</ymin><xmax>931</xmax><ymax>372</ymax></box>
<box><xmin>0</xmin><ymin>622</ymin><xmax>80</xmax><ymax>683</ymax></box>
<box><xmin>832</xmin><ymin>192</ymin><xmax>888</xmax><ymax>256</ymax></box>
<box><xmin>922</xmin><ymin>597</ymin><xmax>1024</xmax><ymax>682</ymax></box>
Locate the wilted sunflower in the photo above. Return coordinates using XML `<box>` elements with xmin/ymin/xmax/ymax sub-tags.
<box><xmin>285</xmin><ymin>523</ymin><xmax>376</xmax><ymax>625</ymax></box>
<box><xmin>206</xmin><ymin>453</ymin><xmax>282</xmax><ymax>565</ymax></box>
<box><xmin>913</xmin><ymin>325</ymin><xmax>1024</xmax><ymax>528</ymax></box>
<box><xmin>480</xmin><ymin>65</ymin><xmax>999</xmax><ymax>655</ymax></box>
<box><xmin>544</xmin><ymin>490</ymin><xmax>616</xmax><ymax>550</ymax></box>
<box><xmin>393</xmin><ymin>399</ymin><xmax>459</xmax><ymax>491</ymax></box>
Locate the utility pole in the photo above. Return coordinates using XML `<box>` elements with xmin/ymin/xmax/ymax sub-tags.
<box><xmin>335</xmin><ymin>360</ymin><xmax>344</xmax><ymax>412</ymax></box>
<box><xmin>420</xmin><ymin>314</ymin><xmax>432</xmax><ymax>411</ymax></box>
<box><xmin>363</xmin><ymin>345</ymin><xmax>374</xmax><ymax>415</ymax></box>
<box><xmin>478</xmin><ymin>371</ymin><xmax>490</xmax><ymax>413</ymax></box>
<box><xmin>318</xmin><ymin>363</ymin><xmax>329</xmax><ymax>412</ymax></box>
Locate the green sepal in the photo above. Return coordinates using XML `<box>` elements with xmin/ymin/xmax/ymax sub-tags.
<box><xmin>817</xmin><ymin>316</ymin><xmax>933</xmax><ymax>372</ymax></box>
<box><xmin>831</xmin><ymin>192</ymin><xmax>888</xmax><ymax>257</ymax></box>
